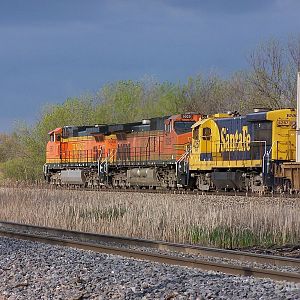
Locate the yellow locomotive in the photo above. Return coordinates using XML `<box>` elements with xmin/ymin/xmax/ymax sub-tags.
<box><xmin>189</xmin><ymin>108</ymin><xmax>296</xmax><ymax>192</ymax></box>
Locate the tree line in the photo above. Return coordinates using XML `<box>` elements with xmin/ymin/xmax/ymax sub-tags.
<box><xmin>0</xmin><ymin>37</ymin><xmax>299</xmax><ymax>181</ymax></box>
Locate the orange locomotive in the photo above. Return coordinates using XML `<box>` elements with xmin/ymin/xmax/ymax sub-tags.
<box><xmin>44</xmin><ymin>113</ymin><xmax>202</xmax><ymax>188</ymax></box>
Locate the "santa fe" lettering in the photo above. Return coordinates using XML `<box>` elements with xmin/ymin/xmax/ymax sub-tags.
<box><xmin>220</xmin><ymin>126</ymin><xmax>251</xmax><ymax>152</ymax></box>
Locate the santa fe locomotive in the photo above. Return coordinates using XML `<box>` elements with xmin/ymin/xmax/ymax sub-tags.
<box><xmin>44</xmin><ymin>108</ymin><xmax>297</xmax><ymax>192</ymax></box>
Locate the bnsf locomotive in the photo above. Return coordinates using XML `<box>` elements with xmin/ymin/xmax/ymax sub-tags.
<box><xmin>44</xmin><ymin>113</ymin><xmax>202</xmax><ymax>189</ymax></box>
<box><xmin>44</xmin><ymin>108</ymin><xmax>297</xmax><ymax>192</ymax></box>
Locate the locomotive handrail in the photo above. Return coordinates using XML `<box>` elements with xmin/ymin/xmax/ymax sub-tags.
<box><xmin>176</xmin><ymin>147</ymin><xmax>191</xmax><ymax>164</ymax></box>
<box><xmin>43</xmin><ymin>164</ymin><xmax>48</xmax><ymax>177</ymax></box>
<box><xmin>250</xmin><ymin>140</ymin><xmax>267</xmax><ymax>174</ymax></box>
<box><xmin>267</xmin><ymin>140</ymin><xmax>277</xmax><ymax>157</ymax></box>
<box><xmin>96</xmin><ymin>148</ymin><xmax>103</xmax><ymax>175</ymax></box>
<box><xmin>98</xmin><ymin>150</ymin><xmax>116</xmax><ymax>181</ymax></box>
<box><xmin>268</xmin><ymin>140</ymin><xmax>294</xmax><ymax>161</ymax></box>
<box><xmin>175</xmin><ymin>147</ymin><xmax>191</xmax><ymax>185</ymax></box>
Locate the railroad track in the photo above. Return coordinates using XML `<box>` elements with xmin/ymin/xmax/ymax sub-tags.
<box><xmin>1</xmin><ymin>183</ymin><xmax>299</xmax><ymax>198</ymax></box>
<box><xmin>0</xmin><ymin>221</ymin><xmax>299</xmax><ymax>283</ymax></box>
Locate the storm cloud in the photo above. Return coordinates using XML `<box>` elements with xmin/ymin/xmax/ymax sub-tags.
<box><xmin>0</xmin><ymin>0</ymin><xmax>299</xmax><ymax>132</ymax></box>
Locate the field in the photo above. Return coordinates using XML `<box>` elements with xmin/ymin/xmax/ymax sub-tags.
<box><xmin>0</xmin><ymin>187</ymin><xmax>299</xmax><ymax>248</ymax></box>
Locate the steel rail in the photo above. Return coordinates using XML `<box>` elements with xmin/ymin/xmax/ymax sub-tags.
<box><xmin>2</xmin><ymin>184</ymin><xmax>299</xmax><ymax>198</ymax></box>
<box><xmin>0</xmin><ymin>221</ymin><xmax>299</xmax><ymax>268</ymax></box>
<box><xmin>0</xmin><ymin>221</ymin><xmax>299</xmax><ymax>283</ymax></box>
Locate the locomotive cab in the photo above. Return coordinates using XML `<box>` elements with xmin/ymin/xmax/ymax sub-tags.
<box><xmin>163</xmin><ymin>113</ymin><xmax>201</xmax><ymax>161</ymax></box>
<box><xmin>161</xmin><ymin>113</ymin><xmax>202</xmax><ymax>187</ymax></box>
<box><xmin>46</xmin><ymin>128</ymin><xmax>62</xmax><ymax>164</ymax></box>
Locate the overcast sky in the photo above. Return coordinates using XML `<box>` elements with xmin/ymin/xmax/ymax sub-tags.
<box><xmin>0</xmin><ymin>0</ymin><xmax>300</xmax><ymax>132</ymax></box>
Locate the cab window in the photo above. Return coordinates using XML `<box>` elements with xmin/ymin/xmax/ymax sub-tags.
<box><xmin>193</xmin><ymin>126</ymin><xmax>199</xmax><ymax>140</ymax></box>
<box><xmin>174</xmin><ymin>121</ymin><xmax>195</xmax><ymax>134</ymax></box>
<box><xmin>165</xmin><ymin>123</ymin><xmax>171</xmax><ymax>133</ymax></box>
<box><xmin>202</xmin><ymin>127</ymin><xmax>211</xmax><ymax>140</ymax></box>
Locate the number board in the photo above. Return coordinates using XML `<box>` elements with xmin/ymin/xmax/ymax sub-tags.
<box><xmin>277</xmin><ymin>119</ymin><xmax>290</xmax><ymax>127</ymax></box>
<box><xmin>181</xmin><ymin>114</ymin><xmax>192</xmax><ymax>119</ymax></box>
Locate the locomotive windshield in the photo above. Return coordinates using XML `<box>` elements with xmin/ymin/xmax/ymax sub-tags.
<box><xmin>174</xmin><ymin>121</ymin><xmax>195</xmax><ymax>134</ymax></box>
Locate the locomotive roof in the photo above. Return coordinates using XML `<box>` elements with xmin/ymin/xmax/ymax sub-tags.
<box><xmin>191</xmin><ymin>109</ymin><xmax>296</xmax><ymax>130</ymax></box>
<box><xmin>48</xmin><ymin>127</ymin><xmax>62</xmax><ymax>135</ymax></box>
<box><xmin>48</xmin><ymin>113</ymin><xmax>202</xmax><ymax>137</ymax></box>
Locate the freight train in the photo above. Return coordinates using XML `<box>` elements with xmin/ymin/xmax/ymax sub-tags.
<box><xmin>44</xmin><ymin>108</ymin><xmax>297</xmax><ymax>192</ymax></box>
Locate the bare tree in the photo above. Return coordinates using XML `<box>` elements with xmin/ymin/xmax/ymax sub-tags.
<box><xmin>182</xmin><ymin>74</ymin><xmax>230</xmax><ymax>114</ymax></box>
<box><xmin>248</xmin><ymin>37</ymin><xmax>300</xmax><ymax>109</ymax></box>
<box><xmin>288</xmin><ymin>36</ymin><xmax>300</xmax><ymax>70</ymax></box>
<box><xmin>225</xmin><ymin>71</ymin><xmax>252</xmax><ymax>114</ymax></box>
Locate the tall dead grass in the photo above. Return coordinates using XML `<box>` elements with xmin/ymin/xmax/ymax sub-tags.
<box><xmin>0</xmin><ymin>187</ymin><xmax>299</xmax><ymax>248</ymax></box>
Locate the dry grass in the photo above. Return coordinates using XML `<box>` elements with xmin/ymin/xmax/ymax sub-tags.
<box><xmin>0</xmin><ymin>187</ymin><xmax>299</xmax><ymax>248</ymax></box>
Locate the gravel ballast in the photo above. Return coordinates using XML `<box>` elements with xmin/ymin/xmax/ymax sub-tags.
<box><xmin>0</xmin><ymin>237</ymin><xmax>299</xmax><ymax>299</ymax></box>
<box><xmin>2</xmin><ymin>226</ymin><xmax>299</xmax><ymax>275</ymax></box>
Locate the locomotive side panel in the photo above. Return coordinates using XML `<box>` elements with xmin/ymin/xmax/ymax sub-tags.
<box><xmin>115</xmin><ymin>130</ymin><xmax>165</xmax><ymax>165</ymax></box>
<box><xmin>189</xmin><ymin>116</ymin><xmax>265</xmax><ymax>171</ymax></box>
<box><xmin>109</xmin><ymin>114</ymin><xmax>201</xmax><ymax>188</ymax></box>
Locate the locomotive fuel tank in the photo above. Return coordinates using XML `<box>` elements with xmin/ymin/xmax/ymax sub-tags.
<box><xmin>127</xmin><ymin>168</ymin><xmax>158</xmax><ymax>186</ymax></box>
<box><xmin>60</xmin><ymin>170</ymin><xmax>86</xmax><ymax>185</ymax></box>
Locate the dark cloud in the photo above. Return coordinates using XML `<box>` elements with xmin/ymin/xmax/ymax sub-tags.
<box><xmin>0</xmin><ymin>0</ymin><xmax>299</xmax><ymax>132</ymax></box>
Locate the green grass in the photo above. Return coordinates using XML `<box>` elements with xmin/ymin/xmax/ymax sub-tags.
<box><xmin>189</xmin><ymin>225</ymin><xmax>290</xmax><ymax>248</ymax></box>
